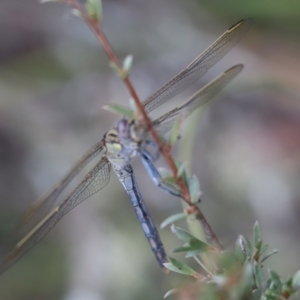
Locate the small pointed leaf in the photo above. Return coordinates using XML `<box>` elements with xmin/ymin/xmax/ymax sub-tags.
<box><xmin>189</xmin><ymin>238</ymin><xmax>216</xmax><ymax>252</ymax></box>
<box><xmin>160</xmin><ymin>176</ymin><xmax>181</xmax><ymax>196</ymax></box>
<box><xmin>176</xmin><ymin>161</ymin><xmax>189</xmax><ymax>180</ymax></box>
<box><xmin>169</xmin><ymin>115</ymin><xmax>181</xmax><ymax>146</ymax></box>
<box><xmin>86</xmin><ymin>0</ymin><xmax>102</xmax><ymax>21</ymax></box>
<box><xmin>164</xmin><ymin>289</ymin><xmax>178</xmax><ymax>299</ymax></box>
<box><xmin>243</xmin><ymin>236</ymin><xmax>253</xmax><ymax>255</ymax></box>
<box><xmin>269</xmin><ymin>270</ymin><xmax>282</xmax><ymax>292</ymax></box>
<box><xmin>158</xmin><ymin>167</ymin><xmax>172</xmax><ymax>179</ymax></box>
<box><xmin>292</xmin><ymin>270</ymin><xmax>300</xmax><ymax>291</ymax></box>
<box><xmin>109</xmin><ymin>61</ymin><xmax>123</xmax><ymax>77</ymax></box>
<box><xmin>254</xmin><ymin>262</ymin><xmax>264</xmax><ymax>290</ymax></box>
<box><xmin>122</xmin><ymin>55</ymin><xmax>133</xmax><ymax>79</ymax></box>
<box><xmin>253</xmin><ymin>221</ymin><xmax>262</xmax><ymax>247</ymax></box>
<box><xmin>260</xmin><ymin>243</ymin><xmax>270</xmax><ymax>256</ymax></box>
<box><xmin>172</xmin><ymin>239</ymin><xmax>215</xmax><ymax>254</ymax></box>
<box><xmin>186</xmin><ymin>250</ymin><xmax>203</xmax><ymax>257</ymax></box>
<box><xmin>256</xmin><ymin>240</ymin><xmax>263</xmax><ymax>254</ymax></box>
<box><xmin>172</xmin><ymin>244</ymin><xmax>192</xmax><ymax>253</ymax></box>
<box><xmin>188</xmin><ymin>174</ymin><xmax>202</xmax><ymax>204</ymax></box>
<box><xmin>123</xmin><ymin>55</ymin><xmax>133</xmax><ymax>72</ymax></box>
<box><xmin>213</xmin><ymin>275</ymin><xmax>226</xmax><ymax>286</ymax></box>
<box><xmin>129</xmin><ymin>97</ymin><xmax>137</xmax><ymax>112</ymax></box>
<box><xmin>161</xmin><ymin>175</ymin><xmax>177</xmax><ymax>185</ymax></box>
<box><xmin>261</xmin><ymin>249</ymin><xmax>279</xmax><ymax>263</ymax></box>
<box><xmin>174</xmin><ymin>158</ymin><xmax>189</xmax><ymax>186</ymax></box>
<box><xmin>102</xmin><ymin>104</ymin><xmax>134</xmax><ymax>118</ymax></box>
<box><xmin>264</xmin><ymin>291</ymin><xmax>281</xmax><ymax>299</ymax></box>
<box><xmin>160</xmin><ymin>213</ymin><xmax>186</xmax><ymax>229</ymax></box>
<box><xmin>71</xmin><ymin>8</ymin><xmax>83</xmax><ymax>18</ymax></box>
<box><xmin>171</xmin><ymin>225</ymin><xmax>196</xmax><ymax>242</ymax></box>
<box><xmin>251</xmin><ymin>288</ymin><xmax>262</xmax><ymax>300</ymax></box>
<box><xmin>164</xmin><ymin>257</ymin><xmax>199</xmax><ymax>276</ymax></box>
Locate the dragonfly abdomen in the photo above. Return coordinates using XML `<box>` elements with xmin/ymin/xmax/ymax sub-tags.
<box><xmin>114</xmin><ymin>164</ymin><xmax>168</xmax><ymax>267</ymax></box>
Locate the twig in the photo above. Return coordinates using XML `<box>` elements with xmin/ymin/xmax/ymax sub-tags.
<box><xmin>63</xmin><ymin>0</ymin><xmax>223</xmax><ymax>250</ymax></box>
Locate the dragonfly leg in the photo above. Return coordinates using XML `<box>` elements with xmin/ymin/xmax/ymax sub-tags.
<box><xmin>140</xmin><ymin>150</ymin><xmax>182</xmax><ymax>198</ymax></box>
<box><xmin>144</xmin><ymin>139</ymin><xmax>161</xmax><ymax>161</ymax></box>
<box><xmin>145</xmin><ymin>139</ymin><xmax>157</xmax><ymax>147</ymax></box>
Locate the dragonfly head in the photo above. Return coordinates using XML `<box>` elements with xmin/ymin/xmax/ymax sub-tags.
<box><xmin>104</xmin><ymin>117</ymin><xmax>147</xmax><ymax>167</ymax></box>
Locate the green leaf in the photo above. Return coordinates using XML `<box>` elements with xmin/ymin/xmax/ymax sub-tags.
<box><xmin>102</xmin><ymin>104</ymin><xmax>134</xmax><ymax>118</ymax></box>
<box><xmin>185</xmin><ymin>250</ymin><xmax>203</xmax><ymax>257</ymax></box>
<box><xmin>176</xmin><ymin>161</ymin><xmax>188</xmax><ymax>178</ymax></box>
<box><xmin>122</xmin><ymin>55</ymin><xmax>133</xmax><ymax>79</ymax></box>
<box><xmin>172</xmin><ymin>238</ymin><xmax>215</xmax><ymax>254</ymax></box>
<box><xmin>172</xmin><ymin>244</ymin><xmax>192</xmax><ymax>253</ymax></box>
<box><xmin>171</xmin><ymin>225</ymin><xmax>196</xmax><ymax>243</ymax></box>
<box><xmin>71</xmin><ymin>8</ymin><xmax>83</xmax><ymax>18</ymax></box>
<box><xmin>253</xmin><ymin>241</ymin><xmax>262</xmax><ymax>261</ymax></box>
<box><xmin>253</xmin><ymin>221</ymin><xmax>262</xmax><ymax>247</ymax></box>
<box><xmin>264</xmin><ymin>291</ymin><xmax>281</xmax><ymax>300</ymax></box>
<box><xmin>188</xmin><ymin>174</ymin><xmax>202</xmax><ymax>204</ymax></box>
<box><xmin>174</xmin><ymin>158</ymin><xmax>189</xmax><ymax>186</ymax></box>
<box><xmin>161</xmin><ymin>175</ymin><xmax>177</xmax><ymax>185</ymax></box>
<box><xmin>261</xmin><ymin>249</ymin><xmax>279</xmax><ymax>263</ymax></box>
<box><xmin>243</xmin><ymin>236</ymin><xmax>253</xmax><ymax>255</ymax></box>
<box><xmin>269</xmin><ymin>270</ymin><xmax>282</xmax><ymax>292</ymax></box>
<box><xmin>251</xmin><ymin>288</ymin><xmax>262</xmax><ymax>300</ymax></box>
<box><xmin>86</xmin><ymin>0</ymin><xmax>102</xmax><ymax>21</ymax></box>
<box><xmin>160</xmin><ymin>213</ymin><xmax>186</xmax><ymax>229</ymax></box>
<box><xmin>169</xmin><ymin>115</ymin><xmax>181</xmax><ymax>146</ymax></box>
<box><xmin>213</xmin><ymin>275</ymin><xmax>226</xmax><ymax>286</ymax></box>
<box><xmin>292</xmin><ymin>270</ymin><xmax>300</xmax><ymax>291</ymax></box>
<box><xmin>164</xmin><ymin>289</ymin><xmax>178</xmax><ymax>298</ymax></box>
<box><xmin>260</xmin><ymin>243</ymin><xmax>270</xmax><ymax>256</ymax></box>
<box><xmin>158</xmin><ymin>167</ymin><xmax>172</xmax><ymax>179</ymax></box>
<box><xmin>254</xmin><ymin>262</ymin><xmax>264</xmax><ymax>291</ymax></box>
<box><xmin>265</xmin><ymin>278</ymin><xmax>273</xmax><ymax>289</ymax></box>
<box><xmin>159</xmin><ymin>175</ymin><xmax>181</xmax><ymax>196</ymax></box>
<box><xmin>189</xmin><ymin>238</ymin><xmax>215</xmax><ymax>252</ymax></box>
<box><xmin>256</xmin><ymin>239</ymin><xmax>263</xmax><ymax>252</ymax></box>
<box><xmin>129</xmin><ymin>97</ymin><xmax>137</xmax><ymax>112</ymax></box>
<box><xmin>109</xmin><ymin>61</ymin><xmax>122</xmax><ymax>77</ymax></box>
<box><xmin>164</xmin><ymin>257</ymin><xmax>199</xmax><ymax>276</ymax></box>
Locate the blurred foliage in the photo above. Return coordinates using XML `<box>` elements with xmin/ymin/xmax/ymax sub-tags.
<box><xmin>165</xmin><ymin>222</ymin><xmax>300</xmax><ymax>300</ymax></box>
<box><xmin>1</xmin><ymin>241</ymin><xmax>67</xmax><ymax>300</ymax></box>
<box><xmin>197</xmin><ymin>0</ymin><xmax>300</xmax><ymax>36</ymax></box>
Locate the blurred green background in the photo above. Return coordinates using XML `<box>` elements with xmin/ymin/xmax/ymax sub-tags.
<box><xmin>0</xmin><ymin>0</ymin><xmax>300</xmax><ymax>299</ymax></box>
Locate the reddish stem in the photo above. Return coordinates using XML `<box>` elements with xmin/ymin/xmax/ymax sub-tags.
<box><xmin>63</xmin><ymin>0</ymin><xmax>223</xmax><ymax>250</ymax></box>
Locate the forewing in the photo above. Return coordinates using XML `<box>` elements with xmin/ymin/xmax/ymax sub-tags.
<box><xmin>153</xmin><ymin>64</ymin><xmax>243</xmax><ymax>136</ymax></box>
<box><xmin>0</xmin><ymin>157</ymin><xmax>111</xmax><ymax>273</ymax></box>
<box><xmin>23</xmin><ymin>141</ymin><xmax>104</xmax><ymax>226</ymax></box>
<box><xmin>143</xmin><ymin>18</ymin><xmax>252</xmax><ymax>114</ymax></box>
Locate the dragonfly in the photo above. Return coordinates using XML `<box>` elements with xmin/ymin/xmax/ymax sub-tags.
<box><xmin>0</xmin><ymin>18</ymin><xmax>252</xmax><ymax>273</ymax></box>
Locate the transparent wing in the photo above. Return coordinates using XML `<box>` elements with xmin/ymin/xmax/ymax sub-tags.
<box><xmin>143</xmin><ymin>18</ymin><xmax>253</xmax><ymax>114</ymax></box>
<box><xmin>0</xmin><ymin>156</ymin><xmax>111</xmax><ymax>273</ymax></box>
<box><xmin>153</xmin><ymin>64</ymin><xmax>243</xmax><ymax>136</ymax></box>
<box><xmin>22</xmin><ymin>141</ymin><xmax>104</xmax><ymax>226</ymax></box>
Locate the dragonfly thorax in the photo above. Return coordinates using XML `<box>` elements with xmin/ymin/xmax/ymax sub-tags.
<box><xmin>104</xmin><ymin>118</ymin><xmax>147</xmax><ymax>168</ymax></box>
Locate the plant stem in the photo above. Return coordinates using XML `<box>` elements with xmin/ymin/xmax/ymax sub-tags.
<box><xmin>64</xmin><ymin>0</ymin><xmax>223</xmax><ymax>251</ymax></box>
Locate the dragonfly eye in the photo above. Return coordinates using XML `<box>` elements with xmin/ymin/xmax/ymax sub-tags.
<box><xmin>130</xmin><ymin>121</ymin><xmax>146</xmax><ymax>142</ymax></box>
<box><xmin>105</xmin><ymin>129</ymin><xmax>119</xmax><ymax>143</ymax></box>
<box><xmin>117</xmin><ymin>119</ymin><xmax>130</xmax><ymax>140</ymax></box>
